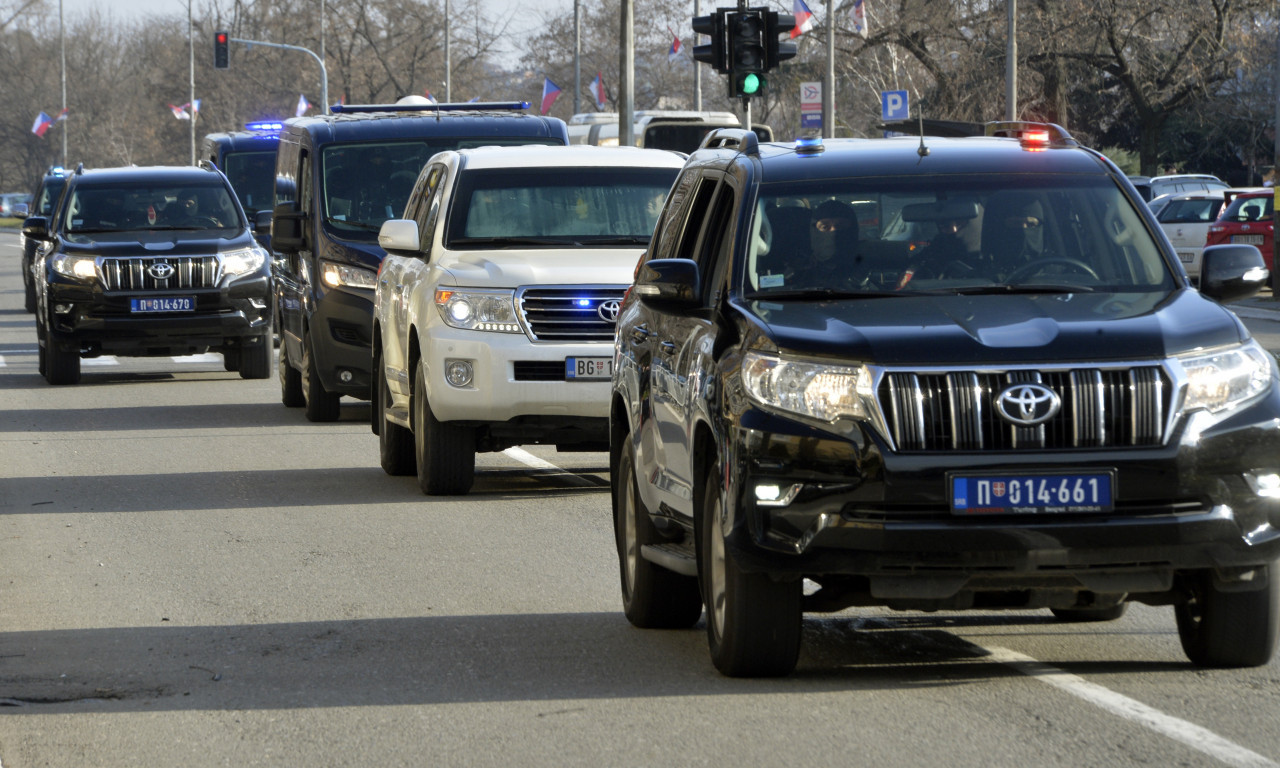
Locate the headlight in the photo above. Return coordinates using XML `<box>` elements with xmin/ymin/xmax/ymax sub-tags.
<box><xmin>434</xmin><ymin>288</ymin><xmax>522</xmax><ymax>333</ymax></box>
<box><xmin>51</xmin><ymin>252</ymin><xmax>97</xmax><ymax>281</ymax></box>
<box><xmin>741</xmin><ymin>350</ymin><xmax>876</xmax><ymax>422</ymax></box>
<box><xmin>1175</xmin><ymin>340</ymin><xmax>1274</xmax><ymax>414</ymax></box>
<box><xmin>320</xmin><ymin>259</ymin><xmax>377</xmax><ymax>289</ymax></box>
<box><xmin>222</xmin><ymin>246</ymin><xmax>267</xmax><ymax>277</ymax></box>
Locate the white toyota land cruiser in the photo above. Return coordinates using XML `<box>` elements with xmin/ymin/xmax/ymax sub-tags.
<box><xmin>373</xmin><ymin>144</ymin><xmax>684</xmax><ymax>494</ymax></box>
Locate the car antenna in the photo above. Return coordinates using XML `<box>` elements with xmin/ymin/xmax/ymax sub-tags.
<box><xmin>917</xmin><ymin>111</ymin><xmax>930</xmax><ymax>157</ymax></box>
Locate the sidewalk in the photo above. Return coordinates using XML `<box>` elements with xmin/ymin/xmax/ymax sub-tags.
<box><xmin>1228</xmin><ymin>287</ymin><xmax>1280</xmax><ymax>321</ymax></box>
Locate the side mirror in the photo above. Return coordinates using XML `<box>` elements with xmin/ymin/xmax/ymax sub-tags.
<box><xmin>378</xmin><ymin>219</ymin><xmax>420</xmax><ymax>254</ymax></box>
<box><xmin>22</xmin><ymin>216</ymin><xmax>49</xmax><ymax>241</ymax></box>
<box><xmin>1199</xmin><ymin>244</ymin><xmax>1268</xmax><ymax>303</ymax></box>
<box><xmin>253</xmin><ymin>209</ymin><xmax>273</xmax><ymax>236</ymax></box>
<box><xmin>13</xmin><ymin>203</ymin><xmax>29</xmax><ymax>218</ymax></box>
<box><xmin>272</xmin><ymin>203</ymin><xmax>307</xmax><ymax>251</ymax></box>
<box><xmin>634</xmin><ymin>258</ymin><xmax>700</xmax><ymax>310</ymax></box>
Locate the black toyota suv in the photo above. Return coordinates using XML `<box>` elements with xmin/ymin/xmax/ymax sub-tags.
<box><xmin>20</xmin><ymin>167</ymin><xmax>69</xmax><ymax>313</ymax></box>
<box><xmin>24</xmin><ymin>164</ymin><xmax>272</xmax><ymax>385</ymax></box>
<box><xmin>610</xmin><ymin>124</ymin><xmax>1280</xmax><ymax>677</ymax></box>
<box><xmin>271</xmin><ymin>101</ymin><xmax>569</xmax><ymax>421</ymax></box>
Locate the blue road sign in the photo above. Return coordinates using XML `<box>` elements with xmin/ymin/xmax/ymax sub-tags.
<box><xmin>801</xmin><ymin>112</ymin><xmax>822</xmax><ymax>129</ymax></box>
<box><xmin>882</xmin><ymin>90</ymin><xmax>909</xmax><ymax>121</ymax></box>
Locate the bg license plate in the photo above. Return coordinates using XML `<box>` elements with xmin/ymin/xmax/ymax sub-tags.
<box><xmin>565</xmin><ymin>357</ymin><xmax>612</xmax><ymax>380</ymax></box>
<box><xmin>130</xmin><ymin>296</ymin><xmax>194</xmax><ymax>313</ymax></box>
<box><xmin>950</xmin><ymin>472</ymin><xmax>1114</xmax><ymax>515</ymax></box>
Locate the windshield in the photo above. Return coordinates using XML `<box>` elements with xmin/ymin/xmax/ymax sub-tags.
<box><xmin>744</xmin><ymin>174</ymin><xmax>1175</xmax><ymax>296</ymax></box>
<box><xmin>36</xmin><ymin>177</ymin><xmax>66</xmax><ymax>216</ymax></box>
<box><xmin>320</xmin><ymin>138</ymin><xmax>561</xmax><ymax>241</ymax></box>
<box><xmin>223</xmin><ymin>150</ymin><xmax>276</xmax><ymax>215</ymax></box>
<box><xmin>63</xmin><ymin>182</ymin><xmax>242</xmax><ymax>235</ymax></box>
<box><xmin>446</xmin><ymin>167</ymin><xmax>677</xmax><ymax>246</ymax></box>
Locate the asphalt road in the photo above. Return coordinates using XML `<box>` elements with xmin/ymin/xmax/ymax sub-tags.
<box><xmin>1</xmin><ymin>232</ymin><xmax>1279</xmax><ymax>767</ymax></box>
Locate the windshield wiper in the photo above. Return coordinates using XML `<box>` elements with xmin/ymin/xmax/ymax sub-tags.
<box><xmin>327</xmin><ymin>220</ymin><xmax>382</xmax><ymax>232</ymax></box>
<box><xmin>950</xmin><ymin>284</ymin><xmax>1094</xmax><ymax>295</ymax></box>
<box><xmin>744</xmin><ymin>288</ymin><xmax>910</xmax><ymax>300</ymax></box>
<box><xmin>449</xmin><ymin>236</ymin><xmax>583</xmax><ymax>247</ymax></box>
<box><xmin>580</xmin><ymin>236</ymin><xmax>650</xmax><ymax>245</ymax></box>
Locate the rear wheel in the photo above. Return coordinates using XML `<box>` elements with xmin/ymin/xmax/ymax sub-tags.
<box><xmin>237</xmin><ymin>334</ymin><xmax>271</xmax><ymax>380</ymax></box>
<box><xmin>1176</xmin><ymin>563</ymin><xmax>1280</xmax><ymax>667</ymax></box>
<box><xmin>377</xmin><ymin>358</ymin><xmax>415</xmax><ymax>476</ymax></box>
<box><xmin>278</xmin><ymin>339</ymin><xmax>304</xmax><ymax>407</ymax></box>
<box><xmin>1050</xmin><ymin>603</ymin><xmax>1128</xmax><ymax>623</ymax></box>
<box><xmin>301</xmin><ymin>333</ymin><xmax>341</xmax><ymax>422</ymax></box>
<box><xmin>700</xmin><ymin>463</ymin><xmax>801</xmax><ymax>677</ymax></box>
<box><xmin>23</xmin><ymin>267</ymin><xmax>36</xmax><ymax>313</ymax></box>
<box><xmin>222</xmin><ymin>350</ymin><xmax>241</xmax><ymax>372</ymax></box>
<box><xmin>614</xmin><ymin>439</ymin><xmax>702</xmax><ymax>628</ymax></box>
<box><xmin>42</xmin><ymin>326</ymin><xmax>81</xmax><ymax>385</ymax></box>
<box><xmin>413</xmin><ymin>363</ymin><xmax>474</xmax><ymax>495</ymax></box>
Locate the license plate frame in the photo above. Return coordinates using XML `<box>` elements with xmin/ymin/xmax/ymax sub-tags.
<box><xmin>565</xmin><ymin>356</ymin><xmax>613</xmax><ymax>381</ymax></box>
<box><xmin>130</xmin><ymin>296</ymin><xmax>195</xmax><ymax>313</ymax></box>
<box><xmin>1231</xmin><ymin>234</ymin><xmax>1265</xmax><ymax>245</ymax></box>
<box><xmin>949</xmin><ymin>471</ymin><xmax>1115</xmax><ymax>515</ymax></box>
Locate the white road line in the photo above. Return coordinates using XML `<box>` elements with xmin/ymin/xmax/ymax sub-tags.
<box><xmin>81</xmin><ymin>357</ymin><xmax>120</xmax><ymax>366</ymax></box>
<box><xmin>986</xmin><ymin>646</ymin><xmax>1278</xmax><ymax>768</ymax></box>
<box><xmin>502</xmin><ymin>447</ymin><xmax>597</xmax><ymax>487</ymax></box>
<box><xmin>174</xmin><ymin>353</ymin><xmax>223</xmax><ymax>364</ymax></box>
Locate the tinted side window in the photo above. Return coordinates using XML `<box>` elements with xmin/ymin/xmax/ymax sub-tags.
<box><xmin>412</xmin><ymin>165</ymin><xmax>446</xmax><ymax>254</ymax></box>
<box><xmin>651</xmin><ymin>170</ymin><xmax>700</xmax><ymax>261</ymax></box>
<box><xmin>674</xmin><ymin>176</ymin><xmax>719</xmax><ymax>262</ymax></box>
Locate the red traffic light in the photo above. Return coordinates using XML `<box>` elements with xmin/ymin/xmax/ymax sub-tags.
<box><xmin>214</xmin><ymin>30</ymin><xmax>229</xmax><ymax>69</ymax></box>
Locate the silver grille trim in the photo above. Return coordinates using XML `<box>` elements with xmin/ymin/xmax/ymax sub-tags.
<box><xmin>517</xmin><ymin>285</ymin><xmax>626</xmax><ymax>343</ymax></box>
<box><xmin>877</xmin><ymin>363</ymin><xmax>1171</xmax><ymax>452</ymax></box>
<box><xmin>99</xmin><ymin>256</ymin><xmax>221</xmax><ymax>291</ymax></box>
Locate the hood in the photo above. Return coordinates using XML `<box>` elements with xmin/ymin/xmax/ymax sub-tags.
<box><xmin>739</xmin><ymin>288</ymin><xmax>1249</xmax><ymax>365</ymax></box>
<box><xmin>438</xmin><ymin>247</ymin><xmax>641</xmax><ymax>287</ymax></box>
<box><xmin>63</xmin><ymin>230</ymin><xmax>251</xmax><ymax>256</ymax></box>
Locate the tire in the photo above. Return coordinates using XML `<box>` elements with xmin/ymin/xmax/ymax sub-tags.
<box><xmin>223</xmin><ymin>349</ymin><xmax>241</xmax><ymax>372</ymax></box>
<box><xmin>1051</xmin><ymin>603</ymin><xmax>1128</xmax><ymax>623</ymax></box>
<box><xmin>237</xmin><ymin>335</ymin><xmax>271</xmax><ymax>380</ymax></box>
<box><xmin>279</xmin><ymin>339</ymin><xmax>304</xmax><ymax>407</ymax></box>
<box><xmin>42</xmin><ymin>326</ymin><xmax>81</xmax><ymax>385</ymax></box>
<box><xmin>614</xmin><ymin>439</ymin><xmax>703</xmax><ymax>628</ymax></box>
<box><xmin>412</xmin><ymin>363</ymin><xmax>475</xmax><ymax>495</ymax></box>
<box><xmin>1176</xmin><ymin>563</ymin><xmax>1280</xmax><ymax>668</ymax></box>
<box><xmin>377</xmin><ymin>358</ymin><xmax>415</xmax><ymax>476</ymax></box>
<box><xmin>23</xmin><ymin>272</ymin><xmax>36</xmax><ymax>314</ymax></box>
<box><xmin>700</xmin><ymin>463</ymin><xmax>801</xmax><ymax>677</ymax></box>
<box><xmin>301</xmin><ymin>333</ymin><xmax>341</xmax><ymax>422</ymax></box>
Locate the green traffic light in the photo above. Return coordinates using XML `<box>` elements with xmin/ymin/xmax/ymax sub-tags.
<box><xmin>741</xmin><ymin>73</ymin><xmax>761</xmax><ymax>95</ymax></box>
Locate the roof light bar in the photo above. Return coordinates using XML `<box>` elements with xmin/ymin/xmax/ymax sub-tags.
<box><xmin>329</xmin><ymin>101</ymin><xmax>530</xmax><ymax>114</ymax></box>
<box><xmin>245</xmin><ymin>121</ymin><xmax>285</xmax><ymax>132</ymax></box>
<box><xmin>795</xmin><ymin>135</ymin><xmax>825</xmax><ymax>155</ymax></box>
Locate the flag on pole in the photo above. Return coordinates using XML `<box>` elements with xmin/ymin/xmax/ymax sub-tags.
<box><xmin>55</xmin><ymin>107</ymin><xmax>69</xmax><ymax>122</ymax></box>
<box><xmin>668</xmin><ymin>27</ymin><xmax>683</xmax><ymax>61</ymax></box>
<box><xmin>852</xmin><ymin>0</ymin><xmax>867</xmax><ymax>37</ymax></box>
<box><xmin>296</xmin><ymin>94</ymin><xmax>311</xmax><ymax>117</ymax></box>
<box><xmin>792</xmin><ymin>0</ymin><xmax>815</xmax><ymax>38</ymax></box>
<box><xmin>466</xmin><ymin>96</ymin><xmax>480</xmax><ymax>103</ymax></box>
<box><xmin>540</xmin><ymin>77</ymin><xmax>562</xmax><ymax>115</ymax></box>
<box><xmin>31</xmin><ymin>111</ymin><xmax>54</xmax><ymax>137</ymax></box>
<box><xmin>589</xmin><ymin>71</ymin><xmax>607</xmax><ymax>110</ymax></box>
<box><xmin>190</xmin><ymin>99</ymin><xmax>201</xmax><ymax>116</ymax></box>
<box><xmin>423</xmin><ymin>90</ymin><xmax>438</xmax><ymax>104</ymax></box>
<box><xmin>168</xmin><ymin>103</ymin><xmax>191</xmax><ymax>120</ymax></box>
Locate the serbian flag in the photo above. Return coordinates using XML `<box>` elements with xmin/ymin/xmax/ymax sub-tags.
<box><xmin>852</xmin><ymin>0</ymin><xmax>867</xmax><ymax>37</ymax></box>
<box><xmin>55</xmin><ymin>107</ymin><xmax>69</xmax><ymax>122</ymax></box>
<box><xmin>540</xmin><ymin>77</ymin><xmax>562</xmax><ymax>115</ymax></box>
<box><xmin>190</xmin><ymin>99</ymin><xmax>201</xmax><ymax>116</ymax></box>
<box><xmin>792</xmin><ymin>0</ymin><xmax>815</xmax><ymax>37</ymax></box>
<box><xmin>668</xmin><ymin>27</ymin><xmax>683</xmax><ymax>61</ymax></box>
<box><xmin>296</xmin><ymin>94</ymin><xmax>311</xmax><ymax>117</ymax></box>
<box><xmin>168</xmin><ymin>103</ymin><xmax>191</xmax><ymax>120</ymax></box>
<box><xmin>31</xmin><ymin>111</ymin><xmax>54</xmax><ymax>137</ymax></box>
<box><xmin>424</xmin><ymin>90</ymin><xmax>438</xmax><ymax>104</ymax></box>
<box><xmin>589</xmin><ymin>71</ymin><xmax>606</xmax><ymax>110</ymax></box>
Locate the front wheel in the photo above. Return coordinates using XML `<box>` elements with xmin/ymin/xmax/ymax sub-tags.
<box><xmin>279</xmin><ymin>339</ymin><xmax>304</xmax><ymax>407</ymax></box>
<box><xmin>301</xmin><ymin>333</ymin><xmax>341</xmax><ymax>422</ymax></box>
<box><xmin>42</xmin><ymin>325</ymin><xmax>81</xmax><ymax>386</ymax></box>
<box><xmin>1175</xmin><ymin>564</ymin><xmax>1280</xmax><ymax>667</ymax></box>
<box><xmin>700</xmin><ymin>463</ymin><xmax>801</xmax><ymax>677</ymax></box>
<box><xmin>377</xmin><ymin>358</ymin><xmax>415</xmax><ymax>476</ymax></box>
<box><xmin>237</xmin><ymin>335</ymin><xmax>271</xmax><ymax>380</ymax></box>
<box><xmin>614</xmin><ymin>439</ymin><xmax>702</xmax><ymax>628</ymax></box>
<box><xmin>412</xmin><ymin>363</ymin><xmax>474</xmax><ymax>495</ymax></box>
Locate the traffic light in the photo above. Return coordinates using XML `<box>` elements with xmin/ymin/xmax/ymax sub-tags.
<box><xmin>214</xmin><ymin>31</ymin><xmax>229</xmax><ymax>70</ymax></box>
<box><xmin>727</xmin><ymin>10</ymin><xmax>766</xmax><ymax>99</ymax></box>
<box><xmin>765</xmin><ymin>11</ymin><xmax>798</xmax><ymax>70</ymax></box>
<box><xmin>691</xmin><ymin>12</ymin><xmax>728</xmax><ymax>74</ymax></box>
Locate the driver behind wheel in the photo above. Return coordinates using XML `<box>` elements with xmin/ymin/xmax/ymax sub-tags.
<box><xmin>982</xmin><ymin>193</ymin><xmax>1046</xmax><ymax>277</ymax></box>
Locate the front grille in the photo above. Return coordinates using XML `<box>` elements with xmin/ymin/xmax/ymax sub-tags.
<box><xmin>100</xmin><ymin>256</ymin><xmax>220</xmax><ymax>291</ymax></box>
<box><xmin>879</xmin><ymin>365</ymin><xmax>1171</xmax><ymax>451</ymax></box>
<box><xmin>514</xmin><ymin>361</ymin><xmax>566</xmax><ymax>381</ymax></box>
<box><xmin>518</xmin><ymin>286</ymin><xmax>624</xmax><ymax>342</ymax></box>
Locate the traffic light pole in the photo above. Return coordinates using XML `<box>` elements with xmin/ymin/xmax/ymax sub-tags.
<box><xmin>228</xmin><ymin>37</ymin><xmax>330</xmax><ymax>115</ymax></box>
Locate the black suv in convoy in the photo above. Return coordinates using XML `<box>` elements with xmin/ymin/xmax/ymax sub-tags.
<box><xmin>24</xmin><ymin>164</ymin><xmax>272</xmax><ymax>385</ymax></box>
<box><xmin>271</xmin><ymin>101</ymin><xmax>569</xmax><ymax>421</ymax></box>
<box><xmin>20</xmin><ymin>167</ymin><xmax>69</xmax><ymax>313</ymax></box>
<box><xmin>611</xmin><ymin>125</ymin><xmax>1280</xmax><ymax>677</ymax></box>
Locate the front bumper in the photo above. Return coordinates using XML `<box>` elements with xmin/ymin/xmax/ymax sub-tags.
<box><xmin>308</xmin><ymin>286</ymin><xmax>375</xmax><ymax>399</ymax></box>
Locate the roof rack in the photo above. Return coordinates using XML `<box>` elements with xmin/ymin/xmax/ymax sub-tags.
<box><xmin>330</xmin><ymin>101</ymin><xmax>530</xmax><ymax>114</ymax></box>
<box><xmin>983</xmin><ymin>121</ymin><xmax>1077</xmax><ymax>146</ymax></box>
<box><xmin>197</xmin><ymin>159</ymin><xmax>220</xmax><ymax>172</ymax></box>
<box><xmin>698</xmin><ymin>127</ymin><xmax>759</xmax><ymax>155</ymax></box>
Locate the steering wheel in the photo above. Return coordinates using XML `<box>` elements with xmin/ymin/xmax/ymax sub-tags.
<box><xmin>1005</xmin><ymin>257</ymin><xmax>1100</xmax><ymax>283</ymax></box>
<box><xmin>181</xmin><ymin>215</ymin><xmax>222</xmax><ymax>228</ymax></box>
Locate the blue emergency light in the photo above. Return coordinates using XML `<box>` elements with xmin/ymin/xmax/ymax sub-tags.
<box><xmin>245</xmin><ymin>121</ymin><xmax>285</xmax><ymax>132</ymax></box>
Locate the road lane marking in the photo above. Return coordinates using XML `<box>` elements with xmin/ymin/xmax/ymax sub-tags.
<box><xmin>502</xmin><ymin>447</ymin><xmax>598</xmax><ymax>487</ymax></box>
<box><xmin>986</xmin><ymin>646</ymin><xmax>1278</xmax><ymax>768</ymax></box>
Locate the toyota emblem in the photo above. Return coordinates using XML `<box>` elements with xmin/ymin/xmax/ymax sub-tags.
<box><xmin>597</xmin><ymin>299</ymin><xmax>621</xmax><ymax>324</ymax></box>
<box><xmin>148</xmin><ymin>262</ymin><xmax>175</xmax><ymax>280</ymax></box>
<box><xmin>994</xmin><ymin>383</ymin><xmax>1061</xmax><ymax>427</ymax></box>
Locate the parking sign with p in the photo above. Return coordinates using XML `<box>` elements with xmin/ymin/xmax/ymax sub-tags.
<box><xmin>882</xmin><ymin>90</ymin><xmax>909</xmax><ymax>122</ymax></box>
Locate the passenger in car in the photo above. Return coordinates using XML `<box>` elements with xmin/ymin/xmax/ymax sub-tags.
<box><xmin>784</xmin><ymin>199</ymin><xmax>860</xmax><ymax>288</ymax></box>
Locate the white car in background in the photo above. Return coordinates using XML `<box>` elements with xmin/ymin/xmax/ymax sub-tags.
<box><xmin>1154</xmin><ymin>189</ymin><xmax>1226</xmax><ymax>284</ymax></box>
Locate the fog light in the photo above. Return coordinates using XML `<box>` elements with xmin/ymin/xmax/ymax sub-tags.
<box><xmin>339</xmin><ymin>370</ymin><xmax>353</xmax><ymax>383</ymax></box>
<box><xmin>755</xmin><ymin>482</ymin><xmax>803</xmax><ymax>508</ymax></box>
<box><xmin>54</xmin><ymin>303</ymin><xmax>73</xmax><ymax>314</ymax></box>
<box><xmin>445</xmin><ymin>359</ymin><xmax>473</xmax><ymax>388</ymax></box>
<box><xmin>1245</xmin><ymin>471</ymin><xmax>1280</xmax><ymax>498</ymax></box>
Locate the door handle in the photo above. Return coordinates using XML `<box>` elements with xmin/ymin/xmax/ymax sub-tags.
<box><xmin>659</xmin><ymin>341</ymin><xmax>677</xmax><ymax>355</ymax></box>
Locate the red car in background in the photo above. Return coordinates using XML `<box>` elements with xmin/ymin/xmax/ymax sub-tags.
<box><xmin>1205</xmin><ymin>188</ymin><xmax>1275</xmax><ymax>271</ymax></box>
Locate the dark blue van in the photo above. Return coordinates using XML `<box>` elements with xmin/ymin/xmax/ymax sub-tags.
<box><xmin>270</xmin><ymin>102</ymin><xmax>569</xmax><ymax>421</ymax></box>
<box><xmin>200</xmin><ymin>124</ymin><xmax>281</xmax><ymax>225</ymax></box>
